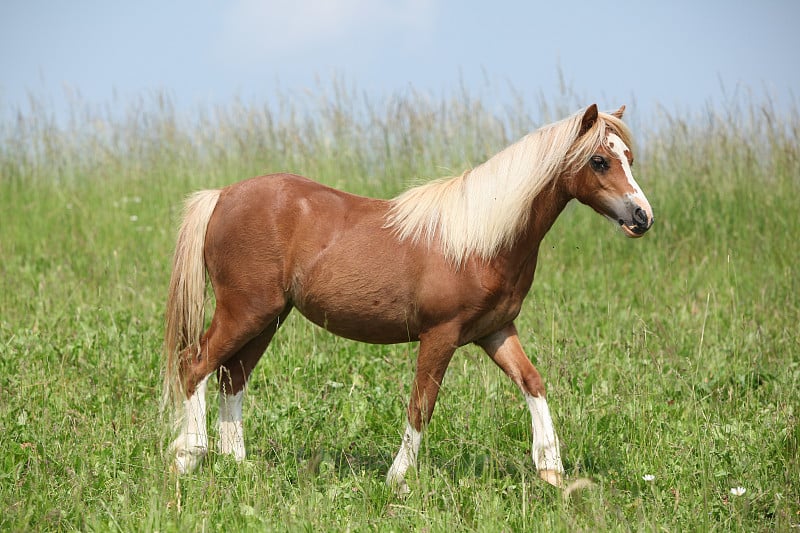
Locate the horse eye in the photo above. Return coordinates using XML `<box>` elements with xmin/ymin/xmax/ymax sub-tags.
<box><xmin>590</xmin><ymin>156</ymin><xmax>608</xmax><ymax>172</ymax></box>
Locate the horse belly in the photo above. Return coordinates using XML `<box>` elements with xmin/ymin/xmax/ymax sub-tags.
<box><xmin>288</xmin><ymin>240</ymin><xmax>422</xmax><ymax>344</ymax></box>
<box><xmin>293</xmin><ymin>286</ymin><xmax>420</xmax><ymax>344</ymax></box>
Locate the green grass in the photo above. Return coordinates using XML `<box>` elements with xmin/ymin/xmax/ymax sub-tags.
<box><xmin>1</xmin><ymin>83</ymin><xmax>798</xmax><ymax>531</ymax></box>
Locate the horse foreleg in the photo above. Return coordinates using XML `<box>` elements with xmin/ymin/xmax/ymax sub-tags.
<box><xmin>387</xmin><ymin>329</ymin><xmax>457</xmax><ymax>494</ymax></box>
<box><xmin>386</xmin><ymin>421</ymin><xmax>422</xmax><ymax>494</ymax></box>
<box><xmin>477</xmin><ymin>324</ymin><xmax>564</xmax><ymax>488</ymax></box>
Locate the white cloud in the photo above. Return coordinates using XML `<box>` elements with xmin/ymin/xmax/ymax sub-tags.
<box><xmin>215</xmin><ymin>0</ymin><xmax>436</xmax><ymax>65</ymax></box>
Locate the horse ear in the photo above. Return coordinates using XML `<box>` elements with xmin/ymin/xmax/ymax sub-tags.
<box><xmin>579</xmin><ymin>104</ymin><xmax>598</xmax><ymax>137</ymax></box>
<box><xmin>611</xmin><ymin>105</ymin><xmax>626</xmax><ymax>119</ymax></box>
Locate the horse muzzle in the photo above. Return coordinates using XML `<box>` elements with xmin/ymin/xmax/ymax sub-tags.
<box><xmin>618</xmin><ymin>203</ymin><xmax>654</xmax><ymax>238</ymax></box>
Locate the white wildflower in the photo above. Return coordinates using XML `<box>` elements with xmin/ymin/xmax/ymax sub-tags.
<box><xmin>730</xmin><ymin>486</ymin><xmax>746</xmax><ymax>497</ymax></box>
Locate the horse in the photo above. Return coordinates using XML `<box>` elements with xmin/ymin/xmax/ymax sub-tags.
<box><xmin>162</xmin><ymin>103</ymin><xmax>654</xmax><ymax>492</ymax></box>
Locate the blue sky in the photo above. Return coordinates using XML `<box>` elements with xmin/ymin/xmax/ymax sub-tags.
<box><xmin>1</xmin><ymin>0</ymin><xmax>798</xmax><ymax>121</ymax></box>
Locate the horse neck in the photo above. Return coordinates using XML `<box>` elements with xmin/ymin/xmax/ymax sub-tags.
<box><xmin>505</xmin><ymin>176</ymin><xmax>572</xmax><ymax>266</ymax></box>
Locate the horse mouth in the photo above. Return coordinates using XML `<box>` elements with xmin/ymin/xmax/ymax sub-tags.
<box><xmin>619</xmin><ymin>220</ymin><xmax>648</xmax><ymax>238</ymax></box>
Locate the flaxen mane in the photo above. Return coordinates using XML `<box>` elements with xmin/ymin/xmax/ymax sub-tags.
<box><xmin>385</xmin><ymin>106</ymin><xmax>632</xmax><ymax>266</ymax></box>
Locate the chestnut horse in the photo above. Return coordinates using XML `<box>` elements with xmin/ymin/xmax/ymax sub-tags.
<box><xmin>162</xmin><ymin>104</ymin><xmax>653</xmax><ymax>492</ymax></box>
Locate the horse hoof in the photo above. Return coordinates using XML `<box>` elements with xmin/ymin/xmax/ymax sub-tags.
<box><xmin>390</xmin><ymin>480</ymin><xmax>410</xmax><ymax>496</ymax></box>
<box><xmin>386</xmin><ymin>474</ymin><xmax>411</xmax><ymax>496</ymax></box>
<box><xmin>218</xmin><ymin>442</ymin><xmax>246</xmax><ymax>462</ymax></box>
<box><xmin>172</xmin><ymin>445</ymin><xmax>208</xmax><ymax>474</ymax></box>
<box><xmin>539</xmin><ymin>469</ymin><xmax>563</xmax><ymax>488</ymax></box>
<box><xmin>562</xmin><ymin>477</ymin><xmax>594</xmax><ymax>501</ymax></box>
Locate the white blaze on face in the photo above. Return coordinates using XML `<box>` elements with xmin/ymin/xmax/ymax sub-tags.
<box><xmin>606</xmin><ymin>133</ymin><xmax>653</xmax><ymax>220</ymax></box>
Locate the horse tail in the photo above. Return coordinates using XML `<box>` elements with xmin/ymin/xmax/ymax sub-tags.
<box><xmin>161</xmin><ymin>189</ymin><xmax>221</xmax><ymax>421</ymax></box>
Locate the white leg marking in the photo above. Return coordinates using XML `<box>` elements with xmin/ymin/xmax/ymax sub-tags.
<box><xmin>218</xmin><ymin>389</ymin><xmax>246</xmax><ymax>461</ymax></box>
<box><xmin>171</xmin><ymin>374</ymin><xmax>210</xmax><ymax>474</ymax></box>
<box><xmin>526</xmin><ymin>394</ymin><xmax>564</xmax><ymax>475</ymax></box>
<box><xmin>386</xmin><ymin>421</ymin><xmax>422</xmax><ymax>494</ymax></box>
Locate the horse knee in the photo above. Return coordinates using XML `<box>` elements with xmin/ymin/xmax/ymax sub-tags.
<box><xmin>522</xmin><ymin>370</ymin><xmax>546</xmax><ymax>398</ymax></box>
<box><xmin>407</xmin><ymin>378</ymin><xmax>444</xmax><ymax>431</ymax></box>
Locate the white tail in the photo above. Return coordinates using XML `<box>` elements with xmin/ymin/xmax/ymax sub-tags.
<box><xmin>161</xmin><ymin>189</ymin><xmax>221</xmax><ymax>422</ymax></box>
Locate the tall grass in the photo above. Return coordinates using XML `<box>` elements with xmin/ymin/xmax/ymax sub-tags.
<box><xmin>1</xmin><ymin>81</ymin><xmax>798</xmax><ymax>531</ymax></box>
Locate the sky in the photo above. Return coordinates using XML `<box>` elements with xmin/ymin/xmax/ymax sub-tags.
<box><xmin>1</xmin><ymin>0</ymin><xmax>798</xmax><ymax>123</ymax></box>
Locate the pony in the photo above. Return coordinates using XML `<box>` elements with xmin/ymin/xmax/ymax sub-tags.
<box><xmin>162</xmin><ymin>104</ymin><xmax>653</xmax><ymax>492</ymax></box>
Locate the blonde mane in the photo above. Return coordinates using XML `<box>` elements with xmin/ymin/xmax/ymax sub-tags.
<box><xmin>385</xmin><ymin>106</ymin><xmax>632</xmax><ymax>267</ymax></box>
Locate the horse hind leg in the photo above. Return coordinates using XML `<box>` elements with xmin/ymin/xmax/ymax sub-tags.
<box><xmin>217</xmin><ymin>307</ymin><xmax>291</xmax><ymax>462</ymax></box>
<box><xmin>170</xmin><ymin>300</ymin><xmax>285</xmax><ymax>473</ymax></box>
<box><xmin>217</xmin><ymin>368</ymin><xmax>246</xmax><ymax>462</ymax></box>
<box><xmin>172</xmin><ymin>373</ymin><xmax>211</xmax><ymax>474</ymax></box>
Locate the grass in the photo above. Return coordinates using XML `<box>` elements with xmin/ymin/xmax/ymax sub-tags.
<box><xmin>1</xmin><ymin>82</ymin><xmax>798</xmax><ymax>531</ymax></box>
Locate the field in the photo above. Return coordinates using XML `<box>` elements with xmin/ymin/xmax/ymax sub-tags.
<box><xmin>1</xmin><ymin>84</ymin><xmax>798</xmax><ymax>531</ymax></box>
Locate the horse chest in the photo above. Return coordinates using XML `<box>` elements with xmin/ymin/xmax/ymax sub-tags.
<box><xmin>436</xmin><ymin>277</ymin><xmax>527</xmax><ymax>344</ymax></box>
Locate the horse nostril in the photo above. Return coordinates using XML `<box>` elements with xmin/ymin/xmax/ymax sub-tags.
<box><xmin>633</xmin><ymin>207</ymin><xmax>648</xmax><ymax>227</ymax></box>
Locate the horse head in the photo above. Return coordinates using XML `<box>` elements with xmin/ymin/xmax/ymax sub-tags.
<box><xmin>569</xmin><ymin>104</ymin><xmax>654</xmax><ymax>237</ymax></box>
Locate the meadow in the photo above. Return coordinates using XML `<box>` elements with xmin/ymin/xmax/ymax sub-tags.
<box><xmin>1</xmin><ymin>82</ymin><xmax>798</xmax><ymax>531</ymax></box>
